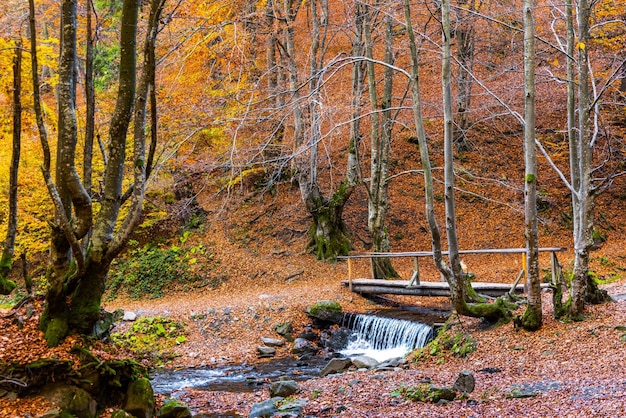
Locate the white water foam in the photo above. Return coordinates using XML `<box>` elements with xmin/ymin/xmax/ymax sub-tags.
<box><xmin>339</xmin><ymin>314</ymin><xmax>433</xmax><ymax>363</ymax></box>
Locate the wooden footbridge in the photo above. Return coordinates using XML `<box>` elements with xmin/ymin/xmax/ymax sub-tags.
<box><xmin>339</xmin><ymin>247</ymin><xmax>566</xmax><ymax>298</ymax></box>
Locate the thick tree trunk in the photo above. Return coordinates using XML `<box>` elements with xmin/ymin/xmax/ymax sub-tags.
<box><xmin>38</xmin><ymin>0</ymin><xmax>164</xmax><ymax>346</ymax></box>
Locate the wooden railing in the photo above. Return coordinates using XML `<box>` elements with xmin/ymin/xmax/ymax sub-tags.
<box><xmin>338</xmin><ymin>247</ymin><xmax>566</xmax><ymax>292</ymax></box>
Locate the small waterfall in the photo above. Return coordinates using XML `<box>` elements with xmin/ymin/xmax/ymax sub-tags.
<box><xmin>339</xmin><ymin>314</ymin><xmax>433</xmax><ymax>362</ymax></box>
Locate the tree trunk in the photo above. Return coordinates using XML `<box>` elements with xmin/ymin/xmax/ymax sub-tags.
<box><xmin>520</xmin><ymin>0</ymin><xmax>541</xmax><ymax>331</ymax></box>
<box><xmin>364</xmin><ymin>8</ymin><xmax>397</xmax><ymax>278</ymax></box>
<box><xmin>405</xmin><ymin>0</ymin><xmax>512</xmax><ymax>323</ymax></box>
<box><xmin>569</xmin><ymin>0</ymin><xmax>593</xmax><ymax>319</ymax></box>
<box><xmin>453</xmin><ymin>0</ymin><xmax>475</xmax><ymax>151</ymax></box>
<box><xmin>37</xmin><ymin>0</ymin><xmax>165</xmax><ymax>346</ymax></box>
<box><xmin>0</xmin><ymin>43</ymin><xmax>22</xmax><ymax>295</ymax></box>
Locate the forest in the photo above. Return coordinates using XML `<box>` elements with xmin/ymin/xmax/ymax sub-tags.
<box><xmin>0</xmin><ymin>0</ymin><xmax>625</xmax><ymax>416</ymax></box>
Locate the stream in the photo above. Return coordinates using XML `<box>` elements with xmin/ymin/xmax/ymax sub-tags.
<box><xmin>151</xmin><ymin>311</ymin><xmax>440</xmax><ymax>396</ymax></box>
<box><xmin>151</xmin><ymin>356</ymin><xmax>329</xmax><ymax>395</ymax></box>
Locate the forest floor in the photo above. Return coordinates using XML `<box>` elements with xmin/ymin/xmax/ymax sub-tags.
<box><xmin>3</xmin><ymin>217</ymin><xmax>626</xmax><ymax>417</ymax></box>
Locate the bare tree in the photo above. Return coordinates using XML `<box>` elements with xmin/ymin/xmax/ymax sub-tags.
<box><xmin>519</xmin><ymin>0</ymin><xmax>541</xmax><ymax>330</ymax></box>
<box><xmin>364</xmin><ymin>6</ymin><xmax>398</xmax><ymax>278</ymax></box>
<box><xmin>404</xmin><ymin>0</ymin><xmax>514</xmax><ymax>322</ymax></box>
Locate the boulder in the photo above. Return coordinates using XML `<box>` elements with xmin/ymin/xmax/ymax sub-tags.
<box><xmin>320</xmin><ymin>358</ymin><xmax>352</xmax><ymax>377</ymax></box>
<box><xmin>257</xmin><ymin>346</ymin><xmax>277</xmax><ymax>358</ymax></box>
<box><xmin>428</xmin><ymin>385</ymin><xmax>457</xmax><ymax>403</ymax></box>
<box><xmin>261</xmin><ymin>337</ymin><xmax>285</xmax><ymax>347</ymax></box>
<box><xmin>453</xmin><ymin>370</ymin><xmax>475</xmax><ymax>394</ymax></box>
<box><xmin>291</xmin><ymin>338</ymin><xmax>317</xmax><ymax>356</ymax></box>
<box><xmin>124</xmin><ymin>378</ymin><xmax>155</xmax><ymax>418</ymax></box>
<box><xmin>157</xmin><ymin>399</ymin><xmax>192</xmax><ymax>418</ymax></box>
<box><xmin>306</xmin><ymin>300</ymin><xmax>344</xmax><ymax>324</ymax></box>
<box><xmin>40</xmin><ymin>384</ymin><xmax>96</xmax><ymax>418</ymax></box>
<box><xmin>377</xmin><ymin>357</ymin><xmax>407</xmax><ymax>370</ymax></box>
<box><xmin>323</xmin><ymin>327</ymin><xmax>352</xmax><ymax>351</ymax></box>
<box><xmin>351</xmin><ymin>355</ymin><xmax>379</xmax><ymax>370</ymax></box>
<box><xmin>274</xmin><ymin>322</ymin><xmax>294</xmax><ymax>341</ymax></box>
<box><xmin>269</xmin><ymin>380</ymin><xmax>298</xmax><ymax>398</ymax></box>
<box><xmin>249</xmin><ymin>397</ymin><xmax>282</xmax><ymax>418</ymax></box>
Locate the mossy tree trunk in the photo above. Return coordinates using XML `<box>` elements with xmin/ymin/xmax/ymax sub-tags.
<box><xmin>33</xmin><ymin>0</ymin><xmax>166</xmax><ymax>346</ymax></box>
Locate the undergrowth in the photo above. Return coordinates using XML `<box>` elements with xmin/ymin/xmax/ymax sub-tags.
<box><xmin>107</xmin><ymin>232</ymin><xmax>218</xmax><ymax>300</ymax></box>
<box><xmin>412</xmin><ymin>322</ymin><xmax>477</xmax><ymax>364</ymax></box>
<box><xmin>111</xmin><ymin>316</ymin><xmax>187</xmax><ymax>365</ymax></box>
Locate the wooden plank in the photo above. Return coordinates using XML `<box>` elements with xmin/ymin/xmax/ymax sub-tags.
<box><xmin>337</xmin><ymin>247</ymin><xmax>566</xmax><ymax>260</ymax></box>
<box><xmin>341</xmin><ymin>279</ymin><xmax>551</xmax><ymax>297</ymax></box>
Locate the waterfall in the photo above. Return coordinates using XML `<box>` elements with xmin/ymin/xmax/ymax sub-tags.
<box><xmin>339</xmin><ymin>314</ymin><xmax>433</xmax><ymax>362</ymax></box>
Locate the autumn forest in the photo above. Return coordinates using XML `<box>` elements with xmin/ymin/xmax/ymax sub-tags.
<box><xmin>1</xmin><ymin>0</ymin><xmax>626</xmax><ymax>416</ymax></box>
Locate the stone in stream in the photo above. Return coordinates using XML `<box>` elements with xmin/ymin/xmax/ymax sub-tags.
<box><xmin>323</xmin><ymin>327</ymin><xmax>352</xmax><ymax>351</ymax></box>
<box><xmin>261</xmin><ymin>337</ymin><xmax>285</xmax><ymax>347</ymax></box>
<box><xmin>351</xmin><ymin>355</ymin><xmax>379</xmax><ymax>370</ymax></box>
<box><xmin>319</xmin><ymin>358</ymin><xmax>352</xmax><ymax>377</ymax></box>
<box><xmin>291</xmin><ymin>338</ymin><xmax>317</xmax><ymax>356</ymax></box>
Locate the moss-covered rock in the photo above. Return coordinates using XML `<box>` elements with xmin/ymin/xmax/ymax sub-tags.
<box><xmin>0</xmin><ymin>277</ymin><xmax>16</xmax><ymax>295</ymax></box>
<box><xmin>306</xmin><ymin>300</ymin><xmax>343</xmax><ymax>324</ymax></box>
<box><xmin>124</xmin><ymin>378</ymin><xmax>155</xmax><ymax>418</ymax></box>
<box><xmin>157</xmin><ymin>399</ymin><xmax>192</xmax><ymax>418</ymax></box>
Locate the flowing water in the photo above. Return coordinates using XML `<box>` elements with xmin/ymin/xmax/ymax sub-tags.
<box><xmin>151</xmin><ymin>313</ymin><xmax>433</xmax><ymax>395</ymax></box>
<box><xmin>339</xmin><ymin>314</ymin><xmax>433</xmax><ymax>362</ymax></box>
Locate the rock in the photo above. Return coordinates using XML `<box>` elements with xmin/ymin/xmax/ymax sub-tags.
<box><xmin>261</xmin><ymin>337</ymin><xmax>285</xmax><ymax>347</ymax></box>
<box><xmin>249</xmin><ymin>397</ymin><xmax>282</xmax><ymax>418</ymax></box>
<box><xmin>454</xmin><ymin>370</ymin><xmax>475</xmax><ymax>394</ymax></box>
<box><xmin>157</xmin><ymin>399</ymin><xmax>192</xmax><ymax>418</ymax></box>
<box><xmin>124</xmin><ymin>378</ymin><xmax>155</xmax><ymax>418</ymax></box>
<box><xmin>320</xmin><ymin>358</ymin><xmax>352</xmax><ymax>377</ymax></box>
<box><xmin>274</xmin><ymin>322</ymin><xmax>294</xmax><ymax>341</ymax></box>
<box><xmin>269</xmin><ymin>380</ymin><xmax>298</xmax><ymax>397</ymax></box>
<box><xmin>123</xmin><ymin>311</ymin><xmax>137</xmax><ymax>321</ymax></box>
<box><xmin>306</xmin><ymin>300</ymin><xmax>344</xmax><ymax>324</ymax></box>
<box><xmin>277</xmin><ymin>398</ymin><xmax>307</xmax><ymax>415</ymax></box>
<box><xmin>257</xmin><ymin>346</ymin><xmax>277</xmax><ymax>358</ymax></box>
<box><xmin>40</xmin><ymin>384</ymin><xmax>96</xmax><ymax>418</ymax></box>
<box><xmin>299</xmin><ymin>325</ymin><xmax>317</xmax><ymax>342</ymax></box>
<box><xmin>378</xmin><ymin>357</ymin><xmax>406</xmax><ymax>368</ymax></box>
<box><xmin>323</xmin><ymin>327</ymin><xmax>352</xmax><ymax>351</ymax></box>
<box><xmin>291</xmin><ymin>338</ymin><xmax>317</xmax><ymax>356</ymax></box>
<box><xmin>111</xmin><ymin>411</ymin><xmax>134</xmax><ymax>418</ymax></box>
<box><xmin>425</xmin><ymin>385</ymin><xmax>457</xmax><ymax>403</ymax></box>
<box><xmin>351</xmin><ymin>355</ymin><xmax>379</xmax><ymax>370</ymax></box>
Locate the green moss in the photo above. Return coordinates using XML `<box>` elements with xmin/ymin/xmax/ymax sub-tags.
<box><xmin>308</xmin><ymin>300</ymin><xmax>342</xmax><ymax>316</ymax></box>
<box><xmin>0</xmin><ymin>277</ymin><xmax>16</xmax><ymax>295</ymax></box>
<box><xmin>44</xmin><ymin>317</ymin><xmax>69</xmax><ymax>348</ymax></box>
<box><xmin>525</xmin><ymin>173</ymin><xmax>536</xmax><ymax>183</ymax></box>
<box><xmin>394</xmin><ymin>384</ymin><xmax>456</xmax><ymax>403</ymax></box>
<box><xmin>519</xmin><ymin>306</ymin><xmax>542</xmax><ymax>331</ymax></box>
